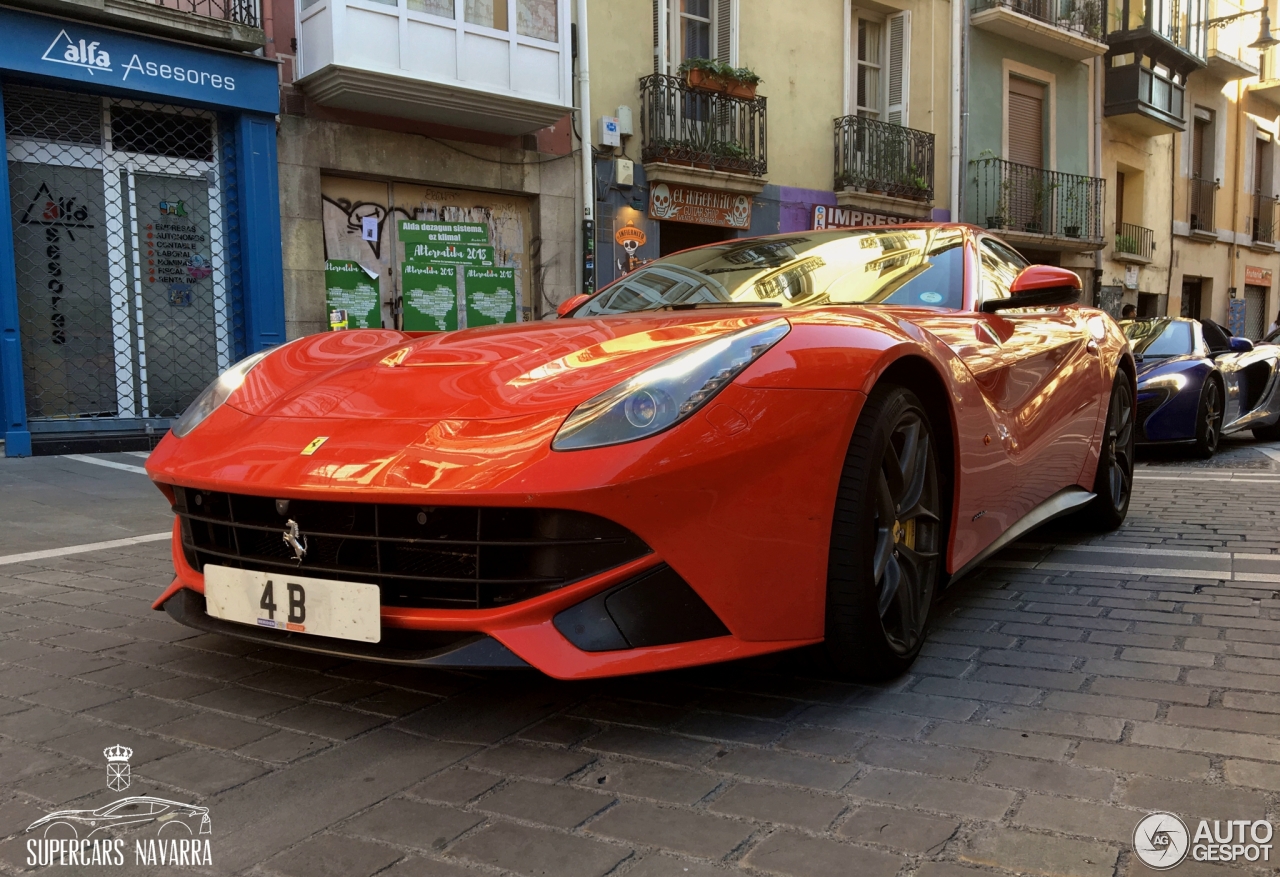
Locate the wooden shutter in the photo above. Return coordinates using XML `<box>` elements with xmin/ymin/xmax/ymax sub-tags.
<box><xmin>714</xmin><ymin>0</ymin><xmax>736</xmax><ymax>65</ymax></box>
<box><xmin>1192</xmin><ymin>119</ymin><xmax>1207</xmax><ymax>179</ymax></box>
<box><xmin>654</xmin><ymin>0</ymin><xmax>667</xmax><ymax>73</ymax></box>
<box><xmin>1008</xmin><ymin>76</ymin><xmax>1045</xmax><ymax>168</ymax></box>
<box><xmin>886</xmin><ymin>11</ymin><xmax>909</xmax><ymax>126</ymax></box>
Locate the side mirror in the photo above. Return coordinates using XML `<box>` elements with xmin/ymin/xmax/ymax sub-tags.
<box><xmin>982</xmin><ymin>265</ymin><xmax>1082</xmax><ymax>313</ymax></box>
<box><xmin>556</xmin><ymin>293</ymin><xmax>591</xmax><ymax>318</ymax></box>
<box><xmin>1228</xmin><ymin>336</ymin><xmax>1255</xmax><ymax>353</ymax></box>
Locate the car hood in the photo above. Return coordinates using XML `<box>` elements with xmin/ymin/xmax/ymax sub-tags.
<box><xmin>230</xmin><ymin>313</ymin><xmax>790</xmax><ymax>421</ymax></box>
<box><xmin>1135</xmin><ymin>353</ymin><xmax>1204</xmax><ymax>381</ymax></box>
<box><xmin>27</xmin><ymin>810</ymin><xmax>91</xmax><ymax>827</ymax></box>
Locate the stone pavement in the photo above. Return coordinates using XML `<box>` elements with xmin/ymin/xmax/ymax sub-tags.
<box><xmin>0</xmin><ymin>442</ymin><xmax>1277</xmax><ymax>876</ymax></box>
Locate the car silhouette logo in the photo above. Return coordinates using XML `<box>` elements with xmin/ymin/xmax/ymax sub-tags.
<box><xmin>27</xmin><ymin>796</ymin><xmax>211</xmax><ymax>838</ymax></box>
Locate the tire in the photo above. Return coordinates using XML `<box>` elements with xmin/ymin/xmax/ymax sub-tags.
<box><xmin>1082</xmin><ymin>374</ymin><xmax>1135</xmax><ymax>531</ymax></box>
<box><xmin>1192</xmin><ymin>377</ymin><xmax>1223</xmax><ymax>459</ymax></box>
<box><xmin>825</xmin><ymin>383</ymin><xmax>944</xmax><ymax>680</ymax></box>
<box><xmin>1253</xmin><ymin>420</ymin><xmax>1280</xmax><ymax>442</ymax></box>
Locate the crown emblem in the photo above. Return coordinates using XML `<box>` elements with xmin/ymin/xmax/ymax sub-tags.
<box><xmin>103</xmin><ymin>745</ymin><xmax>133</xmax><ymax>763</ymax></box>
<box><xmin>104</xmin><ymin>745</ymin><xmax>132</xmax><ymax>791</ymax></box>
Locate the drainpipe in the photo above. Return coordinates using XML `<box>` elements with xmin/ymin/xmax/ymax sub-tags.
<box><xmin>1229</xmin><ymin>76</ymin><xmax>1245</xmax><ymax>319</ymax></box>
<box><xmin>1094</xmin><ymin>55</ymin><xmax>1103</xmax><ymax>305</ymax></box>
<box><xmin>577</xmin><ymin>0</ymin><xmax>595</xmax><ymax>296</ymax></box>
<box><xmin>951</xmin><ymin>0</ymin><xmax>963</xmax><ymax>220</ymax></box>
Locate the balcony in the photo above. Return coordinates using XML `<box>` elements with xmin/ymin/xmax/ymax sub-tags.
<box><xmin>1188</xmin><ymin>176</ymin><xmax>1218</xmax><ymax>238</ymax></box>
<box><xmin>1251</xmin><ymin>194</ymin><xmax>1277</xmax><ymax>246</ymax></box>
<box><xmin>1114</xmin><ymin>221</ymin><xmax>1154</xmax><ymax>263</ymax></box>
<box><xmin>970</xmin><ymin>158</ymin><xmax>1105</xmax><ymax>251</ymax></box>
<box><xmin>833</xmin><ymin>115</ymin><xmax>934</xmax><ymax>218</ymax></box>
<box><xmin>1104</xmin><ymin>62</ymin><xmax>1187</xmax><ymax>134</ymax></box>
<box><xmin>1204</xmin><ymin>3</ymin><xmax>1259</xmax><ymax>80</ymax></box>
<box><xmin>297</xmin><ymin>0</ymin><xmax>572</xmax><ymax>135</ymax></box>
<box><xmin>13</xmin><ymin>0</ymin><xmax>264</xmax><ymax>50</ymax></box>
<box><xmin>1251</xmin><ymin>47</ymin><xmax>1280</xmax><ymax>101</ymax></box>
<box><xmin>639</xmin><ymin>73</ymin><xmax>768</xmax><ymax>196</ymax></box>
<box><xmin>971</xmin><ymin>0</ymin><xmax>1107</xmax><ymax>60</ymax></box>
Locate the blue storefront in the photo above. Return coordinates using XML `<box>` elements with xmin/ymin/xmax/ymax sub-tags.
<box><xmin>0</xmin><ymin>9</ymin><xmax>283</xmax><ymax>456</ymax></box>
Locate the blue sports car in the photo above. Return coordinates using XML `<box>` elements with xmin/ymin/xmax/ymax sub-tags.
<box><xmin>1123</xmin><ymin>317</ymin><xmax>1280</xmax><ymax>457</ymax></box>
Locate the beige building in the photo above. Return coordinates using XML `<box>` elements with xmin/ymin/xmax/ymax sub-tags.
<box><xmin>584</xmin><ymin>0</ymin><xmax>956</xmax><ymax>288</ymax></box>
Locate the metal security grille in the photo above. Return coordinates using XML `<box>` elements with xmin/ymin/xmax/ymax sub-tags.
<box><xmin>5</xmin><ymin>84</ymin><xmax>232</xmax><ymax>435</ymax></box>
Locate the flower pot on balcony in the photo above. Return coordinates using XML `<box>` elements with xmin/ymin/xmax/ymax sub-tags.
<box><xmin>724</xmin><ymin>80</ymin><xmax>758</xmax><ymax>99</ymax></box>
<box><xmin>686</xmin><ymin>69</ymin><xmax>727</xmax><ymax>93</ymax></box>
<box><xmin>1064</xmin><ymin>225</ymin><xmax>1081</xmax><ymax>238</ymax></box>
<box><xmin>987</xmin><ymin>216</ymin><xmax>1006</xmax><ymax>229</ymax></box>
<box><xmin>1024</xmin><ymin>222</ymin><xmax>1043</xmax><ymax>234</ymax></box>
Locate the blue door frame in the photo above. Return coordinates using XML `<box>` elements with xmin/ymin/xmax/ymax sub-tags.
<box><xmin>0</xmin><ymin>10</ymin><xmax>282</xmax><ymax>456</ymax></box>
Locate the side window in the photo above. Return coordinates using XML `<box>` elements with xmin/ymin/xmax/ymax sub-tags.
<box><xmin>978</xmin><ymin>240</ymin><xmax>1027</xmax><ymax>304</ymax></box>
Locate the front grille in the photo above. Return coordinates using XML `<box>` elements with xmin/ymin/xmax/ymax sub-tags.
<box><xmin>172</xmin><ymin>487</ymin><xmax>651</xmax><ymax>609</ymax></box>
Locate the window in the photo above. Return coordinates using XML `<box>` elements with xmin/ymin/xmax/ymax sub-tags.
<box><xmin>462</xmin><ymin>0</ymin><xmax>557</xmax><ymax>40</ymax></box>
<box><xmin>1254</xmin><ymin>134</ymin><xmax>1273</xmax><ymax>195</ymax></box>
<box><xmin>654</xmin><ymin>0</ymin><xmax>734</xmax><ymax>73</ymax></box>
<box><xmin>1191</xmin><ymin>109</ymin><xmax>1212</xmax><ymax>180</ymax></box>
<box><xmin>849</xmin><ymin>9</ymin><xmax>909</xmax><ymax>125</ymax></box>
<box><xmin>1008</xmin><ymin>77</ymin><xmax>1046</xmax><ymax>169</ymax></box>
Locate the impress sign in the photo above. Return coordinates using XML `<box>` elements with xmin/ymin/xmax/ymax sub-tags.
<box><xmin>812</xmin><ymin>205</ymin><xmax>915</xmax><ymax>230</ymax></box>
<box><xmin>649</xmin><ymin>183</ymin><xmax>752</xmax><ymax>229</ymax></box>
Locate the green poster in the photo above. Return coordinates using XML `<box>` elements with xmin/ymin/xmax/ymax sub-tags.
<box><xmin>324</xmin><ymin>260</ymin><xmax>381</xmax><ymax>330</ymax></box>
<box><xmin>465</xmin><ymin>266</ymin><xmax>517</xmax><ymax>327</ymax></box>
<box><xmin>398</xmin><ymin>219</ymin><xmax>488</xmax><ymax>245</ymax></box>
<box><xmin>405</xmin><ymin>242</ymin><xmax>495</xmax><ymax>265</ymax></box>
<box><xmin>402</xmin><ymin>262</ymin><xmax>458</xmax><ymax>331</ymax></box>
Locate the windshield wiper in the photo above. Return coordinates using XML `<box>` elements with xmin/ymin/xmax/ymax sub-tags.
<box><xmin>653</xmin><ymin>301</ymin><xmax>784</xmax><ymax>311</ymax></box>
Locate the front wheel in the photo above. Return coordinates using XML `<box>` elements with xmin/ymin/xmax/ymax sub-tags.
<box><xmin>1083</xmin><ymin>374</ymin><xmax>1135</xmax><ymax>531</ymax></box>
<box><xmin>825</xmin><ymin>384</ymin><xmax>944</xmax><ymax>680</ymax></box>
<box><xmin>1192</xmin><ymin>378</ymin><xmax>1223</xmax><ymax>459</ymax></box>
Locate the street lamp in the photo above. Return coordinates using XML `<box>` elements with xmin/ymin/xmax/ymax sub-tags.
<box><xmin>1203</xmin><ymin>5</ymin><xmax>1280</xmax><ymax>51</ymax></box>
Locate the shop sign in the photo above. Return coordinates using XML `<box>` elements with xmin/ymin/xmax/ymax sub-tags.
<box><xmin>398</xmin><ymin>220</ymin><xmax>489</xmax><ymax>245</ymax></box>
<box><xmin>812</xmin><ymin>205</ymin><xmax>914</xmax><ymax>229</ymax></box>
<box><xmin>0</xmin><ymin>9</ymin><xmax>278</xmax><ymax>114</ymax></box>
<box><xmin>649</xmin><ymin>183</ymin><xmax>752</xmax><ymax>229</ymax></box>
<box><xmin>615</xmin><ymin>225</ymin><xmax>647</xmax><ymax>247</ymax></box>
<box><xmin>324</xmin><ymin>261</ymin><xmax>381</xmax><ymax>330</ymax></box>
<box><xmin>1246</xmin><ymin>265</ymin><xmax>1272</xmax><ymax>287</ymax></box>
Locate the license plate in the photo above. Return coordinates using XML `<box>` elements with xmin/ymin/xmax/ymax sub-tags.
<box><xmin>203</xmin><ymin>566</ymin><xmax>381</xmax><ymax>643</ymax></box>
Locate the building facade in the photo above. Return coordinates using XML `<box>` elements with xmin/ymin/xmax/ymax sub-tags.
<box><xmin>586</xmin><ymin>0</ymin><xmax>955</xmax><ymax>290</ymax></box>
<box><xmin>0</xmin><ymin>2</ymin><xmax>283</xmax><ymax>457</ymax></box>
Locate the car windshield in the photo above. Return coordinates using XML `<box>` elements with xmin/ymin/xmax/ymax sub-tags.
<box><xmin>1124</xmin><ymin>319</ymin><xmax>1193</xmax><ymax>358</ymax></box>
<box><xmin>574</xmin><ymin>228</ymin><xmax>966</xmax><ymax>316</ymax></box>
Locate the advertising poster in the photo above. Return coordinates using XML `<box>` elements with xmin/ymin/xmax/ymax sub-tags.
<box><xmin>406</xmin><ymin>242</ymin><xmax>495</xmax><ymax>266</ymax></box>
<box><xmin>402</xmin><ymin>262</ymin><xmax>458</xmax><ymax>331</ymax></box>
<box><xmin>464</xmin><ymin>266</ymin><xmax>517</xmax><ymax>327</ymax></box>
<box><xmin>398</xmin><ymin>219</ymin><xmax>489</xmax><ymax>245</ymax></box>
<box><xmin>324</xmin><ymin>261</ymin><xmax>381</xmax><ymax>330</ymax></box>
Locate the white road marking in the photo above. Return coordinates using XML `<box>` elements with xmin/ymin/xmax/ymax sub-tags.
<box><xmin>0</xmin><ymin>532</ymin><xmax>170</xmax><ymax>566</ymax></box>
<box><xmin>1257</xmin><ymin>446</ymin><xmax>1280</xmax><ymax>465</ymax></box>
<box><xmin>1017</xmin><ymin>543</ymin><xmax>1225</xmax><ymax>558</ymax></box>
<box><xmin>987</xmin><ymin>560</ymin><xmax>1231</xmax><ymax>580</ymax></box>
<box><xmin>1136</xmin><ymin>474</ymin><xmax>1280</xmax><ymax>483</ymax></box>
<box><xmin>61</xmin><ymin>454</ymin><xmax>148</xmax><ymax>475</ymax></box>
<box><xmin>122</xmin><ymin>451</ymin><xmax>151</xmax><ymax>459</ymax></box>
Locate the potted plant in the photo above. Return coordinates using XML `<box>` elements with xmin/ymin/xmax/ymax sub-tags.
<box><xmin>677</xmin><ymin>58</ymin><xmax>763</xmax><ymax>99</ymax></box>
<box><xmin>1115</xmin><ymin>233</ymin><xmax>1139</xmax><ymax>254</ymax></box>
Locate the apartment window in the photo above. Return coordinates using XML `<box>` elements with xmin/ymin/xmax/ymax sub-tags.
<box><xmin>654</xmin><ymin>0</ymin><xmax>735</xmax><ymax>72</ymax></box>
<box><xmin>462</xmin><ymin>0</ymin><xmax>558</xmax><ymax>40</ymax></box>
<box><xmin>1116</xmin><ymin>170</ymin><xmax>1125</xmax><ymax>229</ymax></box>
<box><xmin>1254</xmin><ymin>133</ymin><xmax>1273</xmax><ymax>195</ymax></box>
<box><xmin>1008</xmin><ymin>77</ymin><xmax>1046</xmax><ymax>168</ymax></box>
<box><xmin>1190</xmin><ymin>108</ymin><xmax>1214</xmax><ymax>232</ymax></box>
<box><xmin>850</xmin><ymin>9</ymin><xmax>910</xmax><ymax>125</ymax></box>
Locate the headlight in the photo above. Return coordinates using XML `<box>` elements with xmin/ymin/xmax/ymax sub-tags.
<box><xmin>552</xmin><ymin>319</ymin><xmax>790</xmax><ymax>451</ymax></box>
<box><xmin>1143</xmin><ymin>373</ymin><xmax>1187</xmax><ymax>392</ymax></box>
<box><xmin>171</xmin><ymin>349</ymin><xmax>271</xmax><ymax>438</ymax></box>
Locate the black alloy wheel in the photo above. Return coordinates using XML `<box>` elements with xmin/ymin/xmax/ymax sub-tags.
<box><xmin>1083</xmin><ymin>374</ymin><xmax>1135</xmax><ymax>531</ymax></box>
<box><xmin>826</xmin><ymin>384</ymin><xmax>943</xmax><ymax>679</ymax></box>
<box><xmin>1193</xmin><ymin>377</ymin><xmax>1222</xmax><ymax>459</ymax></box>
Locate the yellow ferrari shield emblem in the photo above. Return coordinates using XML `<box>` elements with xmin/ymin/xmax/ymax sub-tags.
<box><xmin>301</xmin><ymin>436</ymin><xmax>329</xmax><ymax>456</ymax></box>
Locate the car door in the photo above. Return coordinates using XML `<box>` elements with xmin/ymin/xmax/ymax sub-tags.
<box><xmin>975</xmin><ymin>240</ymin><xmax>1103</xmax><ymax>516</ymax></box>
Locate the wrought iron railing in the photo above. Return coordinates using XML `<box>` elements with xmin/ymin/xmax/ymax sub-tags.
<box><xmin>1115</xmin><ymin>221</ymin><xmax>1154</xmax><ymax>258</ymax></box>
<box><xmin>1252</xmin><ymin>193</ymin><xmax>1277</xmax><ymax>244</ymax></box>
<box><xmin>1189</xmin><ymin>177</ymin><xmax>1216</xmax><ymax>232</ymax></box>
<box><xmin>156</xmin><ymin>0</ymin><xmax>259</xmax><ymax>28</ymax></box>
<box><xmin>972</xmin><ymin>0</ymin><xmax>1103</xmax><ymax>40</ymax></box>
<box><xmin>970</xmin><ymin>158</ymin><xmax>1105</xmax><ymax>241</ymax></box>
<box><xmin>640</xmin><ymin>74</ymin><xmax>767</xmax><ymax>177</ymax></box>
<box><xmin>833</xmin><ymin>115</ymin><xmax>934</xmax><ymax>202</ymax></box>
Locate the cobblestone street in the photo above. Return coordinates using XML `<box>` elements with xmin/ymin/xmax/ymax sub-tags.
<box><xmin>0</xmin><ymin>441</ymin><xmax>1278</xmax><ymax>877</ymax></box>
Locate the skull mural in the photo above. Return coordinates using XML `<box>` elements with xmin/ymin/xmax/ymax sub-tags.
<box><xmin>650</xmin><ymin>183</ymin><xmax>674</xmax><ymax>219</ymax></box>
<box><xmin>730</xmin><ymin>195</ymin><xmax>751</xmax><ymax>228</ymax></box>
